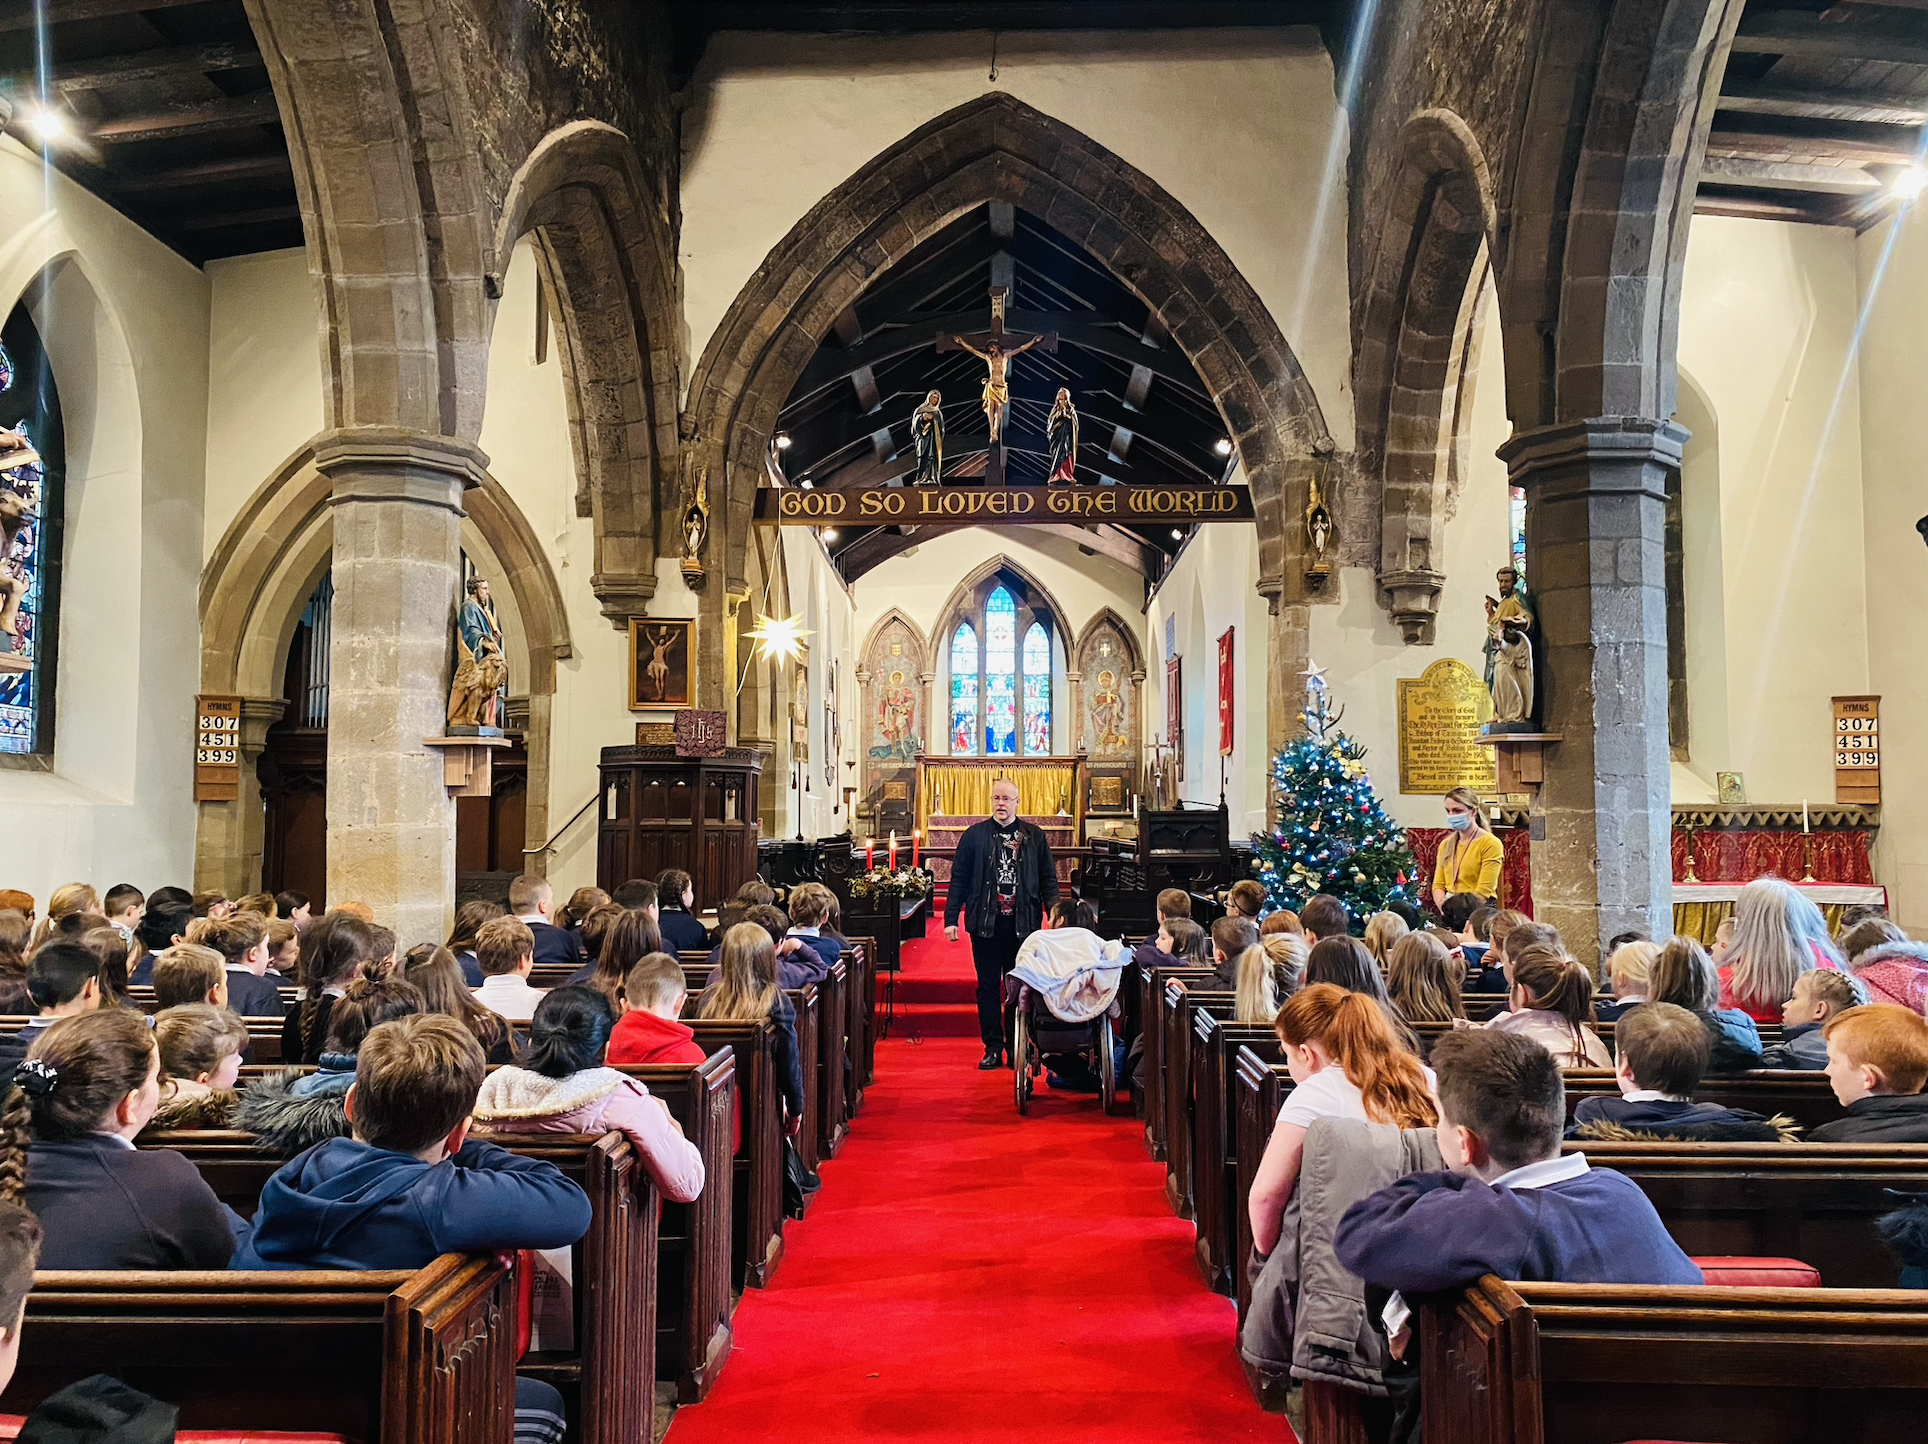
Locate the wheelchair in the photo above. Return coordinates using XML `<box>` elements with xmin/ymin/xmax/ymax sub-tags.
<box><xmin>1007</xmin><ymin>977</ymin><xmax>1118</xmax><ymax>1116</ymax></box>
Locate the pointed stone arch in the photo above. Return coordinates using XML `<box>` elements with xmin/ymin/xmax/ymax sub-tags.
<box><xmin>490</xmin><ymin>122</ymin><xmax>682</xmax><ymax>626</ymax></box>
<box><xmin>681</xmin><ymin>92</ymin><xmax>1336</xmax><ymax>707</ymax></box>
<box><xmin>1352</xmin><ymin>109</ymin><xmax>1500</xmax><ymax>644</ymax></box>
<box><xmin>858</xmin><ymin>608</ymin><xmax>930</xmax><ymax>678</ymax></box>
<box><xmin>1073</xmin><ymin>606</ymin><xmax>1146</xmax><ymax>677</ymax></box>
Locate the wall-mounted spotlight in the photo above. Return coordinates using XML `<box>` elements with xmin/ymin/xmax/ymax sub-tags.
<box><xmin>1213</xmin><ymin>438</ymin><xmax>1233</xmax><ymax>456</ymax></box>
<box><xmin>1894</xmin><ymin>167</ymin><xmax>1927</xmax><ymax>202</ymax></box>
<box><xmin>30</xmin><ymin>108</ymin><xmax>64</xmax><ymax>141</ymax></box>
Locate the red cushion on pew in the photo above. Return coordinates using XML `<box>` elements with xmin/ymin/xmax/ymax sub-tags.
<box><xmin>0</xmin><ymin>1424</ymin><xmax>346</xmax><ymax>1444</ymax></box>
<box><xmin>1690</xmin><ymin>1255</ymin><xmax>1822</xmax><ymax>1288</ymax></box>
<box><xmin>515</xmin><ymin>1248</ymin><xmax>536</xmax><ymax>1359</ymax></box>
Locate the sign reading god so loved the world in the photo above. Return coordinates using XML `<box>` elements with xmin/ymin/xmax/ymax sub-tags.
<box><xmin>755</xmin><ymin>484</ymin><xmax>1255</xmax><ymax>527</ymax></box>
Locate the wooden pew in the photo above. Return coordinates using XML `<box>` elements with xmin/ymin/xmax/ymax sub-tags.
<box><xmin>844</xmin><ymin>934</ymin><xmax>879</xmax><ymax>1101</ymax></box>
<box><xmin>1232</xmin><ymin>1045</ymin><xmax>1294</xmax><ymax>1331</ymax></box>
<box><xmin>529</xmin><ymin>963</ymin><xmax>583</xmax><ymax>990</ymax></box>
<box><xmin>1420</xmin><ymin>1276</ymin><xmax>1928</xmax><ymax>1444</ymax></box>
<box><xmin>1192</xmin><ymin>1014</ymin><xmax>1280</xmax><ymax>1295</ymax></box>
<box><xmin>126</xmin><ymin>983</ymin><xmax>298</xmax><ymax>1013</ymax></box>
<box><xmin>1</xmin><ymin>1255</ymin><xmax>516</xmax><ymax>1444</ymax></box>
<box><xmin>815</xmin><ymin>961</ymin><xmax>848</xmax><ymax>1158</ymax></box>
<box><xmin>146</xmin><ymin>1131</ymin><xmax>655</xmax><ymax>1444</ymax></box>
<box><xmin>1561</xmin><ymin>1067</ymin><xmax>1848</xmax><ymax>1131</ymax></box>
<box><xmin>0</xmin><ymin>1014</ymin><xmax>283</xmax><ymax>1063</ymax></box>
<box><xmin>685</xmin><ymin>1017</ymin><xmax>785</xmax><ymax>1289</ymax></box>
<box><xmin>1139</xmin><ymin>964</ymin><xmax>1213</xmax><ymax>1163</ymax></box>
<box><xmin>1160</xmin><ymin>979</ymin><xmax>1234</xmax><ymax>1219</ymax></box>
<box><xmin>782</xmin><ymin>984</ymin><xmax>823</xmax><ymax>1178</ymax></box>
<box><xmin>1410</xmin><ymin>1016</ymin><xmax>1789</xmax><ymax>1061</ymax></box>
<box><xmin>1572</xmin><ymin>1140</ymin><xmax>1928</xmax><ymax>1289</ymax></box>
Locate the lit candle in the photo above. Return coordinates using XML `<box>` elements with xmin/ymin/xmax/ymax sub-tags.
<box><xmin>865</xmin><ymin>836</ymin><xmax>874</xmax><ymax>871</ymax></box>
<box><xmin>889</xmin><ymin>829</ymin><xmax>898</xmax><ymax>869</ymax></box>
<box><xmin>912</xmin><ymin>829</ymin><xmax>921</xmax><ymax>868</ymax></box>
<box><xmin>1802</xmin><ymin>800</ymin><xmax>1810</xmax><ymax>836</ymax></box>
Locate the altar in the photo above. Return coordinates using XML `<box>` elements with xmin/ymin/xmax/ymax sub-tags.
<box><xmin>917</xmin><ymin>756</ymin><xmax>1084</xmax><ymax>887</ymax></box>
<box><xmin>1671</xmin><ymin>881</ymin><xmax>1888</xmax><ymax>945</ymax></box>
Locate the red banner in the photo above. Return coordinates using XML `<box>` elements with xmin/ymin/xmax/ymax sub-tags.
<box><xmin>1217</xmin><ymin>627</ymin><xmax>1235</xmax><ymax>757</ymax></box>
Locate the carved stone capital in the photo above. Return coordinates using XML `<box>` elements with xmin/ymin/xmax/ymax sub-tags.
<box><xmin>1379</xmin><ymin>568</ymin><xmax>1446</xmax><ymax>645</ymax></box>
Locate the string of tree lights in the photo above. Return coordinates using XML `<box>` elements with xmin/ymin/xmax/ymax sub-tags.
<box><xmin>1253</xmin><ymin>663</ymin><xmax>1417</xmax><ymax>921</ymax></box>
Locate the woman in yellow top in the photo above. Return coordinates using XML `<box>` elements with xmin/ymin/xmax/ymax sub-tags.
<box><xmin>1431</xmin><ymin>786</ymin><xmax>1502</xmax><ymax>908</ymax></box>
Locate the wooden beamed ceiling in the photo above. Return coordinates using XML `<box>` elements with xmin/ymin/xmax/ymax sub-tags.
<box><xmin>773</xmin><ymin>204</ymin><xmax>1238</xmax><ymax>587</ymax></box>
<box><xmin>0</xmin><ymin>0</ymin><xmax>298</xmax><ymax>264</ymax></box>
<box><xmin>1700</xmin><ymin>1</ymin><xmax>1928</xmax><ymax>226</ymax></box>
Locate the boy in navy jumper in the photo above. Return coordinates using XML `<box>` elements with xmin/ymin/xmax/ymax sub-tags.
<box><xmin>1335</xmin><ymin>1029</ymin><xmax>1702</xmax><ymax>1293</ymax></box>
<box><xmin>1569</xmin><ymin>1002</ymin><xmax>1777</xmax><ymax>1138</ymax></box>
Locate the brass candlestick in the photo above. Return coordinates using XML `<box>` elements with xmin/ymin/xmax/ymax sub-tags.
<box><xmin>1800</xmin><ymin>832</ymin><xmax>1817</xmax><ymax>885</ymax></box>
<box><xmin>1680</xmin><ymin>820</ymin><xmax>1701</xmax><ymax>883</ymax></box>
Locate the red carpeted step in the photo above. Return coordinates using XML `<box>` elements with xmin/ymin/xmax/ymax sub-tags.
<box><xmin>665</xmin><ymin>1032</ymin><xmax>1282</xmax><ymax>1444</ymax></box>
<box><xmin>896</xmin><ymin>976</ymin><xmax>976</xmax><ymax>1004</ymax></box>
<box><xmin>897</xmin><ymin>1003</ymin><xmax>982</xmax><ymax>1038</ymax></box>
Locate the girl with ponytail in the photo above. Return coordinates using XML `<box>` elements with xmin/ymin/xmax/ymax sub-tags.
<box><xmin>1484</xmin><ymin>943</ymin><xmax>1613</xmax><ymax>1068</ymax></box>
<box><xmin>15</xmin><ymin>1010</ymin><xmax>241</xmax><ymax>1269</ymax></box>
<box><xmin>280</xmin><ymin>911</ymin><xmax>379</xmax><ymax>1064</ymax></box>
<box><xmin>1208</xmin><ymin>916</ymin><xmax>1276</xmax><ymax>1025</ymax></box>
<box><xmin>1248</xmin><ymin>983</ymin><xmax>1440</xmax><ymax>1256</ymax></box>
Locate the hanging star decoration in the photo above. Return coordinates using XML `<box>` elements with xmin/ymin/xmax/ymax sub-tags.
<box><xmin>1301</xmin><ymin>659</ymin><xmax>1330</xmax><ymax>693</ymax></box>
<box><xmin>748</xmin><ymin>612</ymin><xmax>811</xmax><ymax>664</ymax></box>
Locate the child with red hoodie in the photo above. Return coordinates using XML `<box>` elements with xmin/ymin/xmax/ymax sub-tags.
<box><xmin>606</xmin><ymin>953</ymin><xmax>735</xmax><ymax>1151</ymax></box>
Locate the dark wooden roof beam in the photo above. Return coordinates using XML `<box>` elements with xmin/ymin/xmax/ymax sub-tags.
<box><xmin>11</xmin><ymin>41</ymin><xmax>263</xmax><ymax>93</ymax></box>
<box><xmin>1033</xmin><ymin>522</ymin><xmax>1155</xmax><ymax>576</ymax></box>
<box><xmin>92</xmin><ymin>93</ymin><xmax>283</xmax><ymax>144</ymax></box>
<box><xmin>1706</xmin><ymin>118</ymin><xmax>1921</xmax><ymax>166</ymax></box>
<box><xmin>171</xmin><ymin>203</ymin><xmax>301</xmax><ymax>233</ymax></box>
<box><xmin>0</xmin><ymin>0</ymin><xmax>209</xmax><ymax>31</ymax></box>
<box><xmin>1700</xmin><ymin>155</ymin><xmax>1882</xmax><ymax>194</ymax></box>
<box><xmin>1718</xmin><ymin>82</ymin><xmax>1927</xmax><ymax>127</ymax></box>
<box><xmin>1731</xmin><ymin>9</ymin><xmax>1928</xmax><ymax>66</ymax></box>
<box><xmin>113</xmin><ymin>153</ymin><xmax>294</xmax><ymax>193</ymax></box>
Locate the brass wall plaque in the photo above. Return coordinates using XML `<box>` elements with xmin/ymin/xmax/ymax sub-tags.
<box><xmin>882</xmin><ymin>781</ymin><xmax>908</xmax><ymax>802</ymax></box>
<box><xmin>1090</xmin><ymin>775</ymin><xmax>1124</xmax><ymax>809</ymax></box>
<box><xmin>1396</xmin><ymin>659</ymin><xmax>1496</xmax><ymax>795</ymax></box>
<box><xmin>635</xmin><ymin>721</ymin><xmax>677</xmax><ymax>746</ymax></box>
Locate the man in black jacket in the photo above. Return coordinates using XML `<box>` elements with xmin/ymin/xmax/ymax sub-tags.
<box><xmin>943</xmin><ymin>778</ymin><xmax>1058</xmax><ymax>1070</ymax></box>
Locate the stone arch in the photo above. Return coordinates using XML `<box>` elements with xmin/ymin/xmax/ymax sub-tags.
<box><xmin>857</xmin><ymin>608</ymin><xmax>930</xmax><ymax>677</ymax></box>
<box><xmin>242</xmin><ymin>0</ymin><xmax>497</xmax><ymax>439</ymax></box>
<box><xmin>1071</xmin><ymin>608</ymin><xmax>1145</xmax><ymax>764</ymax></box>
<box><xmin>1352</xmin><ymin>109</ymin><xmax>1500</xmax><ymax>643</ymax></box>
<box><xmin>195</xmin><ymin>441</ymin><xmax>571</xmax><ymax>891</ymax></box>
<box><xmin>682</xmin><ymin>92</ymin><xmax>1335</xmax><ymax>638</ymax></box>
<box><xmin>1073</xmin><ymin>608</ymin><xmax>1145</xmax><ymax>676</ymax></box>
<box><xmin>490</xmin><ymin>123</ymin><xmax>682</xmax><ymax>626</ymax></box>
<box><xmin>932</xmin><ymin>553</ymin><xmax>1070</xmax><ymax>757</ymax></box>
<box><xmin>932</xmin><ymin>554</ymin><xmax>1071</xmax><ymax>665</ymax></box>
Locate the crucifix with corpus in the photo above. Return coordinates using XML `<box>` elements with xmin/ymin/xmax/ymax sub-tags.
<box><xmin>937</xmin><ymin>285</ymin><xmax>1056</xmax><ymax>485</ymax></box>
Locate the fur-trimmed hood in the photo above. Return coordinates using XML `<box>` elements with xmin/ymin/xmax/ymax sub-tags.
<box><xmin>235</xmin><ymin>1066</ymin><xmax>350</xmax><ymax>1158</ymax></box>
<box><xmin>144</xmin><ymin>1083</ymin><xmax>240</xmax><ymax>1134</ymax></box>
<box><xmin>1572</xmin><ymin>1114</ymin><xmax>1802</xmax><ymax>1145</ymax></box>
<box><xmin>1851</xmin><ymin>940</ymin><xmax>1928</xmax><ymax>971</ymax></box>
<box><xmin>473</xmin><ymin>1066</ymin><xmax>625</xmax><ymax>1121</ymax></box>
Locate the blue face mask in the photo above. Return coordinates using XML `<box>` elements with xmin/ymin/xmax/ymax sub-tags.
<box><xmin>1446</xmin><ymin>812</ymin><xmax>1473</xmax><ymax>832</ymax></box>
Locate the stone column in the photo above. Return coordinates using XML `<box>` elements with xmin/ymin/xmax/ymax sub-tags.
<box><xmin>1497</xmin><ymin>418</ymin><xmax>1683</xmax><ymax>968</ymax></box>
<box><xmin>315</xmin><ymin>429</ymin><xmax>487</xmax><ymax>946</ymax></box>
<box><xmin>1265</xmin><ymin>602</ymin><xmax>1311</xmax><ymax>826</ymax></box>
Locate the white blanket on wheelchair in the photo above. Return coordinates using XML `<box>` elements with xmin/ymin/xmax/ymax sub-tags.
<box><xmin>1010</xmin><ymin>927</ymin><xmax>1127</xmax><ymax>1023</ymax></box>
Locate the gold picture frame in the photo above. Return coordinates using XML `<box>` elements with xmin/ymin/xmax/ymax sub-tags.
<box><xmin>629</xmin><ymin>618</ymin><xmax>693</xmax><ymax>711</ymax></box>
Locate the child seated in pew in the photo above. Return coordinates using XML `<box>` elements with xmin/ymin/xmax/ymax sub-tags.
<box><xmin>472</xmin><ymin>915</ymin><xmax>547</xmax><ymax>1025</ymax></box>
<box><xmin>1593</xmin><ymin>938</ymin><xmax>1658</xmax><ymax>1024</ymax></box>
<box><xmin>1386</xmin><ymin>931</ymin><xmax>1465</xmax><ymax>1024</ymax></box>
<box><xmin>1334</xmin><ymin>1030</ymin><xmax>1704</xmax><ymax>1292</ymax></box>
<box><xmin>1470</xmin><ymin>945</ymin><xmax>1612</xmax><ymax>1068</ymax></box>
<box><xmin>474</xmin><ymin>986</ymin><xmax>704</xmax><ymax>1202</ymax></box>
<box><xmin>234</xmin><ymin>1014</ymin><xmax>592</xmax><ymax>1444</ymax></box>
<box><xmin>655</xmin><ymin>868</ymin><xmax>712</xmax><ymax>954</ymax></box>
<box><xmin>284</xmin><ymin>911</ymin><xmax>381</xmax><ymax>1064</ymax></box>
<box><xmin>1761</xmin><ymin>968</ymin><xmax>1862</xmax><ymax>1070</ymax></box>
<box><xmin>700</xmin><ymin>904</ymin><xmax>825</xmax><ymax>991</ymax></box>
<box><xmin>607</xmin><ymin>953</ymin><xmax>708</xmax><ymax>1067</ymax></box>
<box><xmin>1568</xmin><ymin>1003</ymin><xmax>1787</xmax><ymax>1141</ymax></box>
<box><xmin>1130</xmin><ymin>888</ymin><xmax>1195</xmax><ymax>971</ymax></box>
<box><xmin>1465</xmin><ymin>911</ymin><xmax>1544</xmax><ymax>996</ymax></box>
<box><xmin>186</xmin><ymin>913</ymin><xmax>286</xmax><ymax>1018</ymax></box>
<box><xmin>150</xmin><ymin>943</ymin><xmax>229</xmax><ymax>1011</ymax></box>
<box><xmin>784</xmin><ymin>883</ymin><xmax>843</xmax><ymax>980</ymax></box>
<box><xmin>0</xmin><ymin>942</ymin><xmax>102</xmax><ymax>1074</ymax></box>
<box><xmin>1647</xmin><ymin>936</ymin><xmax>1763</xmax><ymax>1074</ymax></box>
<box><xmin>148</xmin><ymin>1003</ymin><xmax>250</xmax><ymax>1131</ymax></box>
<box><xmin>697</xmin><ymin>923</ymin><xmax>806</xmax><ymax>1141</ymax></box>
<box><xmin>403</xmin><ymin>943</ymin><xmax>514</xmax><ymax>1064</ymax></box>
<box><xmin>16</xmin><ymin>1010</ymin><xmax>247</xmax><ymax>1269</ymax></box>
<box><xmin>239</xmin><ymin>977</ymin><xmax>425</xmax><ymax>1156</ymax></box>
<box><xmin>1207</xmin><ymin>916</ymin><xmax>1274</xmax><ymax>1024</ymax></box>
<box><xmin>1248</xmin><ymin>984</ymin><xmax>1439</xmax><ymax>1258</ymax></box>
<box><xmin>1809</xmin><ymin>1005</ymin><xmax>1928</xmax><ymax>1141</ymax></box>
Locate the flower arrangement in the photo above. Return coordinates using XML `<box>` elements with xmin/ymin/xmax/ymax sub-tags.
<box><xmin>849</xmin><ymin>865</ymin><xmax>933</xmax><ymax>901</ymax></box>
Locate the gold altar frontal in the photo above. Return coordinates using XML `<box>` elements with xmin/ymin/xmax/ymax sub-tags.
<box><xmin>917</xmin><ymin>756</ymin><xmax>1084</xmax><ymax>886</ymax></box>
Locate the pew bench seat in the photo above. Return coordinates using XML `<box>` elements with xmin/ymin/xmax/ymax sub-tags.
<box><xmin>0</xmin><ymin>1426</ymin><xmax>347</xmax><ymax>1444</ymax></box>
<box><xmin>1690</xmin><ymin>1255</ymin><xmax>1822</xmax><ymax>1287</ymax></box>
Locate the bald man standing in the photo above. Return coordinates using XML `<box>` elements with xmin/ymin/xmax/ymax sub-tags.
<box><xmin>944</xmin><ymin>778</ymin><xmax>1060</xmax><ymax>1070</ymax></box>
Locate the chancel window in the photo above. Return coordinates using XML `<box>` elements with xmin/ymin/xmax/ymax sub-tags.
<box><xmin>945</xmin><ymin>575</ymin><xmax>1057</xmax><ymax>756</ymax></box>
<box><xmin>0</xmin><ymin>305</ymin><xmax>62</xmax><ymax>760</ymax></box>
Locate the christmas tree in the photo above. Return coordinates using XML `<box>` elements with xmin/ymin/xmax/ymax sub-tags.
<box><xmin>1253</xmin><ymin>661</ymin><xmax>1418</xmax><ymax>925</ymax></box>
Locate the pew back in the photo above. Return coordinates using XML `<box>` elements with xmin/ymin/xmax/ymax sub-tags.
<box><xmin>1192</xmin><ymin>1015</ymin><xmax>1280</xmax><ymax>1295</ymax></box>
<box><xmin>1422</xmin><ymin>1276</ymin><xmax>1928</xmax><ymax>1444</ymax></box>
<box><xmin>1138</xmin><ymin>965</ymin><xmax>1213</xmax><ymax>1162</ymax></box>
<box><xmin>1160</xmin><ymin>980</ymin><xmax>1234</xmax><ymax>1220</ymax></box>
<box><xmin>2</xmin><ymin>1255</ymin><xmax>516</xmax><ymax>1444</ymax></box>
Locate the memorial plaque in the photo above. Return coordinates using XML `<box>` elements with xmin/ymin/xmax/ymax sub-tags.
<box><xmin>1397</xmin><ymin>659</ymin><xmax>1496</xmax><ymax>795</ymax></box>
<box><xmin>635</xmin><ymin>720</ymin><xmax>677</xmax><ymax>746</ymax></box>
<box><xmin>883</xmin><ymin>781</ymin><xmax>908</xmax><ymax>802</ymax></box>
<box><xmin>1832</xmin><ymin>695</ymin><xmax>1880</xmax><ymax>805</ymax></box>
<box><xmin>1090</xmin><ymin>775</ymin><xmax>1124</xmax><ymax>809</ymax></box>
<box><xmin>194</xmin><ymin>695</ymin><xmax>242</xmax><ymax>802</ymax></box>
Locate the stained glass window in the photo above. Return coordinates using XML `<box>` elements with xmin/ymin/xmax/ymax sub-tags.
<box><xmin>1509</xmin><ymin>485</ymin><xmax>1527</xmax><ymax>587</ymax></box>
<box><xmin>1021</xmin><ymin>622</ymin><xmax>1050</xmax><ymax>754</ymax></box>
<box><xmin>0</xmin><ymin>305</ymin><xmax>61</xmax><ymax>759</ymax></box>
<box><xmin>984</xmin><ymin>587</ymin><xmax>1016</xmax><ymax>755</ymax></box>
<box><xmin>949</xmin><ymin>622</ymin><xmax>978</xmax><ymax>756</ymax></box>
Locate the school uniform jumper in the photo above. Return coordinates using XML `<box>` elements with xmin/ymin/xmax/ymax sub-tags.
<box><xmin>27</xmin><ymin>1134</ymin><xmax>244</xmax><ymax>1270</ymax></box>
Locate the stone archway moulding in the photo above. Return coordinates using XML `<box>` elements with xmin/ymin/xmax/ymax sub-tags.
<box><xmin>1352</xmin><ymin>108</ymin><xmax>1499</xmax><ymax>644</ymax></box>
<box><xmin>682</xmin><ymin>93</ymin><xmax>1336</xmax><ymax>623</ymax></box>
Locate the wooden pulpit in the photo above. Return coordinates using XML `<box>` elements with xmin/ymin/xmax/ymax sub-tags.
<box><xmin>597</xmin><ymin>745</ymin><xmax>762</xmax><ymax>902</ymax></box>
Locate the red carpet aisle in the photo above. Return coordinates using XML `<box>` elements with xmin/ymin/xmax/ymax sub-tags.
<box><xmin>665</xmin><ymin>929</ymin><xmax>1284</xmax><ymax>1443</ymax></box>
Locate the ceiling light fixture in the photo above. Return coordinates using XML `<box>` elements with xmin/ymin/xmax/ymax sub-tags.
<box><xmin>1894</xmin><ymin>167</ymin><xmax>1928</xmax><ymax>202</ymax></box>
<box><xmin>1171</xmin><ymin>529</ymin><xmax>1184</xmax><ymax>541</ymax></box>
<box><xmin>823</xmin><ymin>529</ymin><xmax>839</xmax><ymax>542</ymax></box>
<box><xmin>799</xmin><ymin>478</ymin><xmax>813</xmax><ymax>489</ymax></box>
<box><xmin>30</xmin><ymin>108</ymin><xmax>64</xmax><ymax>140</ymax></box>
<box><xmin>774</xmin><ymin>434</ymin><xmax>793</xmax><ymax>449</ymax></box>
<box><xmin>747</xmin><ymin>612</ymin><xmax>811</xmax><ymax>665</ymax></box>
<box><xmin>1214</xmin><ymin>438</ymin><xmax>1233</xmax><ymax>456</ymax></box>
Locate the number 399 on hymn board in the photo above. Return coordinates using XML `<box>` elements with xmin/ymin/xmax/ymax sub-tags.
<box><xmin>194</xmin><ymin>694</ymin><xmax>243</xmax><ymax>803</ymax></box>
<box><xmin>754</xmin><ymin>483</ymin><xmax>1256</xmax><ymax>527</ymax></box>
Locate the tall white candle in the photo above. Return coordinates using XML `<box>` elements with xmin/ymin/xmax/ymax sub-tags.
<box><xmin>1802</xmin><ymin>800</ymin><xmax>1810</xmax><ymax>835</ymax></box>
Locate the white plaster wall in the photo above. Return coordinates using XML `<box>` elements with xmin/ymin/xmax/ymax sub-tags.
<box><xmin>203</xmin><ymin>248</ymin><xmax>322</xmax><ymax>557</ymax></box>
<box><xmin>1676</xmin><ymin>217</ymin><xmax>1870</xmax><ymax>805</ymax></box>
<box><xmin>775</xmin><ymin>527</ymin><xmax>858</xmax><ymax>841</ymax></box>
<box><xmin>678</xmin><ymin>27</ymin><xmax>1354</xmax><ymax>449</ymax></box>
<box><xmin>1854</xmin><ymin>206</ymin><xmax>1928</xmax><ymax>931</ymax></box>
<box><xmin>0</xmin><ymin>134</ymin><xmax>209</xmax><ymax>902</ymax></box>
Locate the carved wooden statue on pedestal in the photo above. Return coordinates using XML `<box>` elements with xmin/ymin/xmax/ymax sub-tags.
<box><xmin>448</xmin><ymin>576</ymin><xmax>509</xmax><ymax>733</ymax></box>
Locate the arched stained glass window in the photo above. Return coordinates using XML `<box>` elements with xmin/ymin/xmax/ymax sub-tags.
<box><xmin>0</xmin><ymin>304</ymin><xmax>62</xmax><ymax>760</ymax></box>
<box><xmin>1021</xmin><ymin>622</ymin><xmax>1051</xmax><ymax>754</ymax></box>
<box><xmin>984</xmin><ymin>587</ymin><xmax>1017</xmax><ymax>755</ymax></box>
<box><xmin>949</xmin><ymin>622</ymin><xmax>978</xmax><ymax>755</ymax></box>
